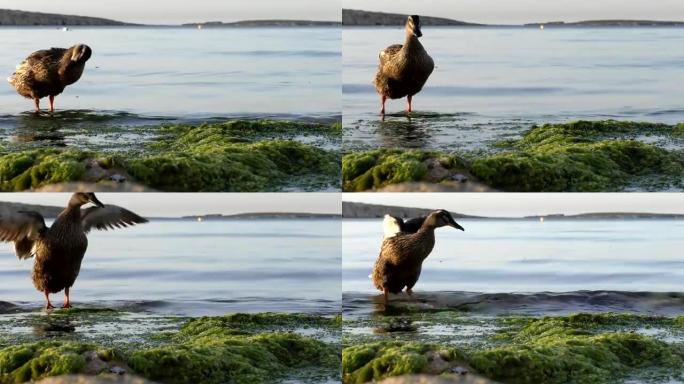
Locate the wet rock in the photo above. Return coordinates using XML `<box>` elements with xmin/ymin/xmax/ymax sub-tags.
<box><xmin>110</xmin><ymin>174</ymin><xmax>127</xmax><ymax>183</ymax></box>
<box><xmin>452</xmin><ymin>366</ymin><xmax>469</xmax><ymax>375</ymax></box>
<box><xmin>110</xmin><ymin>366</ymin><xmax>127</xmax><ymax>375</ymax></box>
<box><xmin>83</xmin><ymin>350</ymin><xmax>108</xmax><ymax>373</ymax></box>
<box><xmin>423</xmin><ymin>158</ymin><xmax>450</xmax><ymax>182</ymax></box>
<box><xmin>36</xmin><ymin>374</ymin><xmax>156</xmax><ymax>384</ymax></box>
<box><xmin>376</xmin><ymin>374</ymin><xmax>499</xmax><ymax>384</ymax></box>
<box><xmin>452</xmin><ymin>174</ymin><xmax>468</xmax><ymax>183</ymax></box>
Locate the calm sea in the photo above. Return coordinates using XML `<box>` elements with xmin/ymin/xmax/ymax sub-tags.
<box><xmin>0</xmin><ymin>219</ymin><xmax>341</xmax><ymax>316</ymax></box>
<box><xmin>343</xmin><ymin>27</ymin><xmax>684</xmax><ymax>152</ymax></box>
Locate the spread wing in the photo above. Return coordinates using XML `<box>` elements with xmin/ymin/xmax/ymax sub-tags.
<box><xmin>0</xmin><ymin>210</ymin><xmax>47</xmax><ymax>259</ymax></box>
<box><xmin>81</xmin><ymin>205</ymin><xmax>148</xmax><ymax>233</ymax></box>
<box><xmin>379</xmin><ymin>44</ymin><xmax>402</xmax><ymax>66</ymax></box>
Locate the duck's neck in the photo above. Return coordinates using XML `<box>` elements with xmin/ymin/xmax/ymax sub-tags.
<box><xmin>403</xmin><ymin>33</ymin><xmax>423</xmax><ymax>54</ymax></box>
<box><xmin>58</xmin><ymin>205</ymin><xmax>82</xmax><ymax>222</ymax></box>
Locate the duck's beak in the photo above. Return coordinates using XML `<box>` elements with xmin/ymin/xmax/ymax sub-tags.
<box><xmin>449</xmin><ymin>218</ymin><xmax>464</xmax><ymax>231</ymax></box>
<box><xmin>413</xmin><ymin>26</ymin><xmax>423</xmax><ymax>38</ymax></box>
<box><xmin>90</xmin><ymin>195</ymin><xmax>105</xmax><ymax>208</ymax></box>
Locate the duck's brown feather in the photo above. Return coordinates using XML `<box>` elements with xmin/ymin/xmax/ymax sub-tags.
<box><xmin>372</xmin><ymin>229</ymin><xmax>435</xmax><ymax>294</ymax></box>
<box><xmin>373</xmin><ymin>37</ymin><xmax>434</xmax><ymax>100</ymax></box>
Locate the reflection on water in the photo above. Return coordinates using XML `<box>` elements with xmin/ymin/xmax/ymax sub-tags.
<box><xmin>32</xmin><ymin>315</ymin><xmax>76</xmax><ymax>337</ymax></box>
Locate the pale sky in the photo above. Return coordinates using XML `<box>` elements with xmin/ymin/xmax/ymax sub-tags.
<box><xmin>0</xmin><ymin>193</ymin><xmax>340</xmax><ymax>217</ymax></box>
<box><xmin>344</xmin><ymin>193</ymin><xmax>684</xmax><ymax>218</ymax></box>
<box><xmin>1</xmin><ymin>0</ymin><xmax>341</xmax><ymax>24</ymax></box>
<box><xmin>344</xmin><ymin>0</ymin><xmax>684</xmax><ymax>24</ymax></box>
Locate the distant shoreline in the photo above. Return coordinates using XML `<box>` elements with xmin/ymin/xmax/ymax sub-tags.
<box><xmin>343</xmin><ymin>9</ymin><xmax>684</xmax><ymax>28</ymax></box>
<box><xmin>342</xmin><ymin>202</ymin><xmax>684</xmax><ymax>221</ymax></box>
<box><xmin>0</xmin><ymin>8</ymin><xmax>339</xmax><ymax>27</ymax></box>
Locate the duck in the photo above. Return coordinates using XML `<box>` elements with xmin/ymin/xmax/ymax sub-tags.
<box><xmin>8</xmin><ymin>44</ymin><xmax>92</xmax><ymax>113</ymax></box>
<box><xmin>374</xmin><ymin>15</ymin><xmax>434</xmax><ymax>115</ymax></box>
<box><xmin>373</xmin><ymin>210</ymin><xmax>464</xmax><ymax>305</ymax></box>
<box><xmin>0</xmin><ymin>192</ymin><xmax>147</xmax><ymax>309</ymax></box>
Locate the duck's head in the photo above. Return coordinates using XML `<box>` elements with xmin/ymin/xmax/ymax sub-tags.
<box><xmin>424</xmin><ymin>210</ymin><xmax>464</xmax><ymax>231</ymax></box>
<box><xmin>69</xmin><ymin>192</ymin><xmax>105</xmax><ymax>208</ymax></box>
<box><xmin>69</xmin><ymin>44</ymin><xmax>92</xmax><ymax>64</ymax></box>
<box><xmin>405</xmin><ymin>15</ymin><xmax>423</xmax><ymax>38</ymax></box>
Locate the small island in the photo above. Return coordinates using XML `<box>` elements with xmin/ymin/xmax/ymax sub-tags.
<box><xmin>0</xmin><ymin>8</ymin><xmax>130</xmax><ymax>26</ymax></box>
<box><xmin>343</xmin><ymin>9</ymin><xmax>480</xmax><ymax>26</ymax></box>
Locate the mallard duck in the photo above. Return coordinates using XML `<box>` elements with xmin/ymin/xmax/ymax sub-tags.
<box><xmin>373</xmin><ymin>210</ymin><xmax>463</xmax><ymax>305</ymax></box>
<box><xmin>374</xmin><ymin>15</ymin><xmax>434</xmax><ymax>115</ymax></box>
<box><xmin>0</xmin><ymin>193</ymin><xmax>147</xmax><ymax>309</ymax></box>
<box><xmin>8</xmin><ymin>44</ymin><xmax>92</xmax><ymax>113</ymax></box>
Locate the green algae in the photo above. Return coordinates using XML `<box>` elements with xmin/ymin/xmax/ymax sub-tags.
<box><xmin>0</xmin><ymin>149</ymin><xmax>90</xmax><ymax>191</ymax></box>
<box><xmin>0</xmin><ymin>341</ymin><xmax>111</xmax><ymax>383</ymax></box>
<box><xmin>0</xmin><ymin>119</ymin><xmax>341</xmax><ymax>191</ymax></box>
<box><xmin>0</xmin><ymin>312</ymin><xmax>340</xmax><ymax>384</ymax></box>
<box><xmin>470</xmin><ymin>120</ymin><xmax>684</xmax><ymax>192</ymax></box>
<box><xmin>342</xmin><ymin>341</ymin><xmax>462</xmax><ymax>384</ymax></box>
<box><xmin>342</xmin><ymin>120</ymin><xmax>684</xmax><ymax>192</ymax></box>
<box><xmin>342</xmin><ymin>148</ymin><xmax>464</xmax><ymax>191</ymax></box>
<box><xmin>470</xmin><ymin>314</ymin><xmax>684</xmax><ymax>384</ymax></box>
<box><xmin>343</xmin><ymin>312</ymin><xmax>684</xmax><ymax>384</ymax></box>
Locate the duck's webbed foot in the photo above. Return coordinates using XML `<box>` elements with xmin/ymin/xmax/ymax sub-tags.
<box><xmin>44</xmin><ymin>289</ymin><xmax>54</xmax><ymax>310</ymax></box>
<box><xmin>380</xmin><ymin>95</ymin><xmax>387</xmax><ymax>116</ymax></box>
<box><xmin>62</xmin><ymin>287</ymin><xmax>72</xmax><ymax>309</ymax></box>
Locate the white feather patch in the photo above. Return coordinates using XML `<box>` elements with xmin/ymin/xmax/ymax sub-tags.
<box><xmin>383</xmin><ymin>214</ymin><xmax>402</xmax><ymax>239</ymax></box>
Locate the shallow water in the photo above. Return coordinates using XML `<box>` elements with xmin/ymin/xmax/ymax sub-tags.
<box><xmin>0</xmin><ymin>27</ymin><xmax>341</xmax><ymax>155</ymax></box>
<box><xmin>343</xmin><ymin>218</ymin><xmax>684</xmax><ymax>294</ymax></box>
<box><xmin>0</xmin><ymin>219</ymin><xmax>341</xmax><ymax>316</ymax></box>
<box><xmin>343</xmin><ymin>27</ymin><xmax>684</xmax><ymax>152</ymax></box>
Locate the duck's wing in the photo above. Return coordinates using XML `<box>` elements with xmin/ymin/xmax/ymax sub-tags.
<box><xmin>81</xmin><ymin>205</ymin><xmax>149</xmax><ymax>233</ymax></box>
<box><xmin>20</xmin><ymin>48</ymin><xmax>67</xmax><ymax>82</ymax></box>
<box><xmin>0</xmin><ymin>211</ymin><xmax>47</xmax><ymax>259</ymax></box>
<box><xmin>382</xmin><ymin>214</ymin><xmax>404</xmax><ymax>239</ymax></box>
<box><xmin>402</xmin><ymin>217</ymin><xmax>426</xmax><ymax>234</ymax></box>
<box><xmin>378</xmin><ymin>44</ymin><xmax>402</xmax><ymax>67</ymax></box>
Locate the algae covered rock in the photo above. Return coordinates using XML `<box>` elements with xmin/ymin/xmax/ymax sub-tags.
<box><xmin>343</xmin><ymin>341</ymin><xmax>466</xmax><ymax>384</ymax></box>
<box><xmin>342</xmin><ymin>120</ymin><xmax>684</xmax><ymax>192</ymax></box>
<box><xmin>0</xmin><ymin>119</ymin><xmax>341</xmax><ymax>192</ymax></box>
<box><xmin>0</xmin><ymin>341</ymin><xmax>118</xmax><ymax>383</ymax></box>
<box><xmin>470</xmin><ymin>120</ymin><xmax>684</xmax><ymax>192</ymax></box>
<box><xmin>342</xmin><ymin>149</ymin><xmax>466</xmax><ymax>191</ymax></box>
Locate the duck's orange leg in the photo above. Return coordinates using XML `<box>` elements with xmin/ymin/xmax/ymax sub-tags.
<box><xmin>62</xmin><ymin>287</ymin><xmax>72</xmax><ymax>309</ymax></box>
<box><xmin>380</xmin><ymin>95</ymin><xmax>387</xmax><ymax>116</ymax></box>
<box><xmin>34</xmin><ymin>98</ymin><xmax>41</xmax><ymax>113</ymax></box>
<box><xmin>406</xmin><ymin>95</ymin><xmax>413</xmax><ymax>113</ymax></box>
<box><xmin>49</xmin><ymin>95</ymin><xmax>55</xmax><ymax>113</ymax></box>
<box><xmin>44</xmin><ymin>289</ymin><xmax>54</xmax><ymax>310</ymax></box>
<box><xmin>383</xmin><ymin>288</ymin><xmax>389</xmax><ymax>306</ymax></box>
